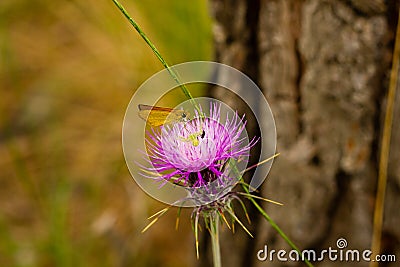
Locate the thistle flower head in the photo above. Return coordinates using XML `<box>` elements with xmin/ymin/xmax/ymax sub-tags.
<box><xmin>141</xmin><ymin>102</ymin><xmax>257</xmax><ymax>202</ymax></box>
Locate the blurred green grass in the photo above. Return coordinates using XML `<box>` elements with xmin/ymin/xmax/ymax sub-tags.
<box><xmin>0</xmin><ymin>0</ymin><xmax>212</xmax><ymax>266</ymax></box>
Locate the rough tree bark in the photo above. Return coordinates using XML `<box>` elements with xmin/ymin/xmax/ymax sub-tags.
<box><xmin>204</xmin><ymin>0</ymin><xmax>399</xmax><ymax>267</ymax></box>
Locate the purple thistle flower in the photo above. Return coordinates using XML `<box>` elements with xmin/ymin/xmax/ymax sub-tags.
<box><xmin>141</xmin><ymin>103</ymin><xmax>257</xmax><ymax>194</ymax></box>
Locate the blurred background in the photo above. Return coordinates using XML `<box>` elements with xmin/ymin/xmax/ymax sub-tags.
<box><xmin>0</xmin><ymin>0</ymin><xmax>212</xmax><ymax>266</ymax></box>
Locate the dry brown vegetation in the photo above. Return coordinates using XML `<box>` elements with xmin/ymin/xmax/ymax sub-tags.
<box><xmin>0</xmin><ymin>0</ymin><xmax>211</xmax><ymax>266</ymax></box>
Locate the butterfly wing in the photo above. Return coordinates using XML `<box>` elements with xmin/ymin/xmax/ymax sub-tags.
<box><xmin>138</xmin><ymin>104</ymin><xmax>187</xmax><ymax>127</ymax></box>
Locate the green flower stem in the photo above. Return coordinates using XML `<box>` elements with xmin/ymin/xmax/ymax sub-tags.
<box><xmin>242</xmin><ymin>183</ymin><xmax>314</xmax><ymax>267</ymax></box>
<box><xmin>210</xmin><ymin>213</ymin><xmax>222</xmax><ymax>267</ymax></box>
<box><xmin>111</xmin><ymin>0</ymin><xmax>198</xmax><ymax>107</ymax></box>
<box><xmin>232</xmin><ymin>157</ymin><xmax>313</xmax><ymax>267</ymax></box>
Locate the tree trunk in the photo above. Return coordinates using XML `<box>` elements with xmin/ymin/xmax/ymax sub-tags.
<box><xmin>205</xmin><ymin>0</ymin><xmax>399</xmax><ymax>266</ymax></box>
